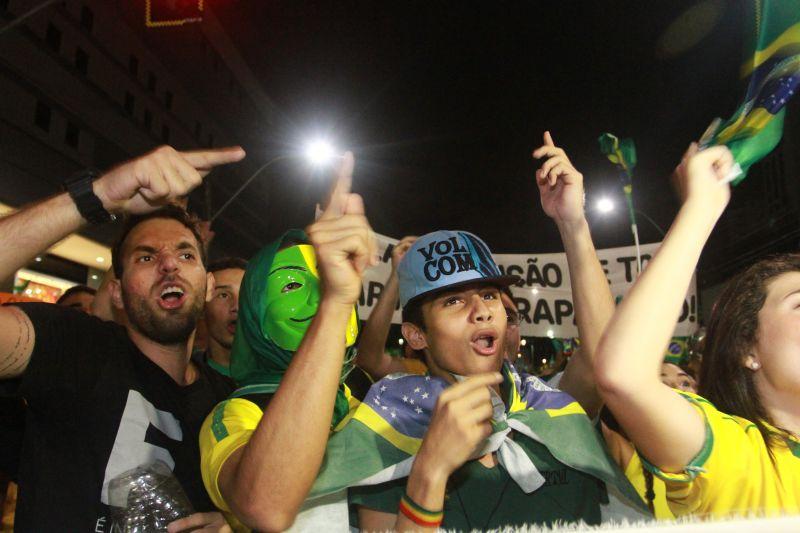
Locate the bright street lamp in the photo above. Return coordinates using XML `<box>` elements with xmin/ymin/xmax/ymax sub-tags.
<box><xmin>211</xmin><ymin>138</ymin><xmax>340</xmax><ymax>222</ymax></box>
<box><xmin>304</xmin><ymin>140</ymin><xmax>336</xmax><ymax>167</ymax></box>
<box><xmin>596</xmin><ymin>197</ymin><xmax>615</xmax><ymax>214</ymax></box>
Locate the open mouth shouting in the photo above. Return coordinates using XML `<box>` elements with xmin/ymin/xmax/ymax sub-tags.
<box><xmin>157</xmin><ymin>284</ymin><xmax>187</xmax><ymax>310</ymax></box>
<box><xmin>226</xmin><ymin>319</ymin><xmax>237</xmax><ymax>335</ymax></box>
<box><xmin>470</xmin><ymin>329</ymin><xmax>499</xmax><ymax>356</ymax></box>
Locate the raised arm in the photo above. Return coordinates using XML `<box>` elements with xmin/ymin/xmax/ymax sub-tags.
<box><xmin>356</xmin><ymin>236</ymin><xmax>417</xmax><ymax>380</ymax></box>
<box><xmin>216</xmin><ymin>153</ymin><xmax>379</xmax><ymax>531</ymax></box>
<box><xmin>0</xmin><ymin>145</ymin><xmax>244</xmax><ymax>379</ymax></box>
<box><xmin>533</xmin><ymin>131</ymin><xmax>614</xmax><ymax>418</ymax></box>
<box><xmin>594</xmin><ymin>145</ymin><xmax>733</xmax><ymax>472</ymax></box>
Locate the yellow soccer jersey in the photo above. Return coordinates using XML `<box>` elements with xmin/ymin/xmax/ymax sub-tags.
<box><xmin>199</xmin><ymin>370</ymin><xmax>370</xmax><ymax>526</ymax></box>
<box><xmin>199</xmin><ymin>397</ymin><xmax>264</xmax><ymax>513</ymax></box>
<box><xmin>643</xmin><ymin>392</ymin><xmax>800</xmax><ymax>518</ymax></box>
<box><xmin>625</xmin><ymin>450</ymin><xmax>674</xmax><ymax>519</ymax></box>
<box><xmin>602</xmin><ymin>424</ymin><xmax>674</xmax><ymax>519</ymax></box>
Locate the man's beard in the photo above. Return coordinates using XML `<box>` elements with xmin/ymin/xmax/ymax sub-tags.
<box><xmin>123</xmin><ymin>290</ymin><xmax>204</xmax><ymax>345</ymax></box>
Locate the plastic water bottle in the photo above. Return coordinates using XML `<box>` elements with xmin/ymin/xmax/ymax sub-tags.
<box><xmin>108</xmin><ymin>460</ymin><xmax>194</xmax><ymax>532</ymax></box>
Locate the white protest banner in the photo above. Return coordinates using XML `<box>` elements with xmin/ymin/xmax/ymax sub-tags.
<box><xmin>358</xmin><ymin>233</ymin><xmax>401</xmax><ymax>321</ymax></box>
<box><xmin>358</xmin><ymin>235</ymin><xmax>698</xmax><ymax>339</ymax></box>
<box><xmin>494</xmin><ymin>242</ymin><xmax>698</xmax><ymax>338</ymax></box>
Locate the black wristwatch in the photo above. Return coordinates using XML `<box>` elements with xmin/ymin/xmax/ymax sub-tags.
<box><xmin>63</xmin><ymin>170</ymin><xmax>116</xmax><ymax>224</ymax></box>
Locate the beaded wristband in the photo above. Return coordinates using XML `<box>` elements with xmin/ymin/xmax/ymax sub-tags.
<box><xmin>399</xmin><ymin>492</ymin><xmax>444</xmax><ymax>528</ymax></box>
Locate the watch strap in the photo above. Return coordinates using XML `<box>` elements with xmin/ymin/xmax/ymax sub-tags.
<box><xmin>63</xmin><ymin>170</ymin><xmax>116</xmax><ymax>224</ymax></box>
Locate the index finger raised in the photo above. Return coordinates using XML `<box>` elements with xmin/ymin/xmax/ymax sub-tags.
<box><xmin>180</xmin><ymin>146</ymin><xmax>246</xmax><ymax>172</ymax></box>
<box><xmin>319</xmin><ymin>151</ymin><xmax>354</xmax><ymax>220</ymax></box>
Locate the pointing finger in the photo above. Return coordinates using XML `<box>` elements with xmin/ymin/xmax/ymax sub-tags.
<box><xmin>532</xmin><ymin>145</ymin><xmax>564</xmax><ymax>160</ymax></box>
<box><xmin>543</xmin><ymin>130</ymin><xmax>555</xmax><ymax>147</ymax></box>
<box><xmin>180</xmin><ymin>147</ymin><xmax>246</xmax><ymax>174</ymax></box>
<box><xmin>320</xmin><ymin>151</ymin><xmax>354</xmax><ymax>220</ymax></box>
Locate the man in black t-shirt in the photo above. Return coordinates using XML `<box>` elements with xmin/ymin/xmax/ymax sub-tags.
<box><xmin>0</xmin><ymin>144</ymin><xmax>245</xmax><ymax>532</ymax></box>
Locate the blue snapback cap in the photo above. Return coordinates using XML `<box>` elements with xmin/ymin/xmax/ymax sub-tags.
<box><xmin>398</xmin><ymin>230</ymin><xmax>520</xmax><ymax>309</ymax></box>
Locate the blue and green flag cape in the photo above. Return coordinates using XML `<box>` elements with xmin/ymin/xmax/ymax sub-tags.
<box><xmin>311</xmin><ymin>362</ymin><xmax>650</xmax><ymax>521</ymax></box>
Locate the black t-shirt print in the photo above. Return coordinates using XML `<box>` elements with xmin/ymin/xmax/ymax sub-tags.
<box><xmin>9</xmin><ymin>303</ymin><xmax>233</xmax><ymax>532</ymax></box>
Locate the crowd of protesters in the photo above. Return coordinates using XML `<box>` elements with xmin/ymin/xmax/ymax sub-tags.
<box><xmin>0</xmin><ymin>134</ymin><xmax>797</xmax><ymax>532</ymax></box>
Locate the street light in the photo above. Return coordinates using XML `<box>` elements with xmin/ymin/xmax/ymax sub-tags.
<box><xmin>304</xmin><ymin>140</ymin><xmax>336</xmax><ymax>167</ymax></box>
<box><xmin>596</xmin><ymin>197</ymin><xmax>614</xmax><ymax>214</ymax></box>
<box><xmin>211</xmin><ymin>139</ymin><xmax>340</xmax><ymax>222</ymax></box>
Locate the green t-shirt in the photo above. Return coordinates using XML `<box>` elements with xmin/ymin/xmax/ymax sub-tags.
<box><xmin>349</xmin><ymin>434</ymin><xmax>604</xmax><ymax>530</ymax></box>
<box><xmin>207</xmin><ymin>358</ymin><xmax>232</xmax><ymax>377</ymax></box>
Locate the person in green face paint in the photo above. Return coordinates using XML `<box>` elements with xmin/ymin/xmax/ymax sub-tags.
<box><xmin>198</xmin><ymin>152</ymin><xmax>377</xmax><ymax>532</ymax></box>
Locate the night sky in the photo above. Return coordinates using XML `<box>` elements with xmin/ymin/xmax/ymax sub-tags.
<box><xmin>212</xmin><ymin>0</ymin><xmax>748</xmax><ymax>253</ymax></box>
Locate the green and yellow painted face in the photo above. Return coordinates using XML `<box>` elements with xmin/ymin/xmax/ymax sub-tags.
<box><xmin>264</xmin><ymin>244</ymin><xmax>359</xmax><ymax>351</ymax></box>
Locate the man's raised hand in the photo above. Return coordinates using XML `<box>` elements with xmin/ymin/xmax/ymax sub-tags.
<box><xmin>307</xmin><ymin>152</ymin><xmax>378</xmax><ymax>307</ymax></box>
<box><xmin>93</xmin><ymin>145</ymin><xmax>246</xmax><ymax>215</ymax></box>
<box><xmin>532</xmin><ymin>131</ymin><xmax>585</xmax><ymax>227</ymax></box>
<box><xmin>413</xmin><ymin>373</ymin><xmax>502</xmax><ymax>480</ymax></box>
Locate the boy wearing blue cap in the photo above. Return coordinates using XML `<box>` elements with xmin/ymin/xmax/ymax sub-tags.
<box><xmin>338</xmin><ymin>133</ymin><xmax>647</xmax><ymax>530</ymax></box>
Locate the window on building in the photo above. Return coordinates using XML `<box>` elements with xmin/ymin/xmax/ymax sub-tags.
<box><xmin>80</xmin><ymin>5</ymin><xmax>94</xmax><ymax>32</ymax></box>
<box><xmin>35</xmin><ymin>101</ymin><xmax>51</xmax><ymax>132</ymax></box>
<box><xmin>75</xmin><ymin>47</ymin><xmax>89</xmax><ymax>75</ymax></box>
<box><xmin>147</xmin><ymin>72</ymin><xmax>156</xmax><ymax>92</ymax></box>
<box><xmin>144</xmin><ymin>110</ymin><xmax>152</xmax><ymax>131</ymax></box>
<box><xmin>124</xmin><ymin>92</ymin><xmax>135</xmax><ymax>115</ymax></box>
<box><xmin>65</xmin><ymin>121</ymin><xmax>80</xmax><ymax>148</ymax></box>
<box><xmin>164</xmin><ymin>90</ymin><xmax>173</xmax><ymax>110</ymax></box>
<box><xmin>45</xmin><ymin>23</ymin><xmax>62</xmax><ymax>52</ymax></box>
<box><xmin>161</xmin><ymin>125</ymin><xmax>170</xmax><ymax>143</ymax></box>
<box><xmin>129</xmin><ymin>55</ymin><xmax>138</xmax><ymax>76</ymax></box>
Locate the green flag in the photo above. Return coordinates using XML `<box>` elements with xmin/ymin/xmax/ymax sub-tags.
<box><xmin>703</xmin><ymin>0</ymin><xmax>800</xmax><ymax>184</ymax></box>
<box><xmin>598</xmin><ymin>133</ymin><xmax>638</xmax><ymax>229</ymax></box>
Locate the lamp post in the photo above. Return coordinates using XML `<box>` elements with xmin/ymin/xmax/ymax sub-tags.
<box><xmin>210</xmin><ymin>139</ymin><xmax>338</xmax><ymax>223</ymax></box>
<box><xmin>594</xmin><ymin>197</ymin><xmax>666</xmax><ymax>239</ymax></box>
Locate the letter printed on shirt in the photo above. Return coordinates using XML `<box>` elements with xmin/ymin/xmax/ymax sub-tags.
<box><xmin>100</xmin><ymin>390</ymin><xmax>183</xmax><ymax>504</ymax></box>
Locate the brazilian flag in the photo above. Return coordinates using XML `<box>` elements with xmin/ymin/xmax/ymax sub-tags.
<box><xmin>309</xmin><ymin>362</ymin><xmax>650</xmax><ymax>521</ymax></box>
<box><xmin>704</xmin><ymin>0</ymin><xmax>800</xmax><ymax>183</ymax></box>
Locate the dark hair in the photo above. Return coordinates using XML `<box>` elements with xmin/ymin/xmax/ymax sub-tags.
<box><xmin>208</xmin><ymin>257</ymin><xmax>248</xmax><ymax>274</ymax></box>
<box><xmin>56</xmin><ymin>284</ymin><xmax>96</xmax><ymax>305</ymax></box>
<box><xmin>111</xmin><ymin>205</ymin><xmax>207</xmax><ymax>278</ymax></box>
<box><xmin>401</xmin><ymin>297</ymin><xmax>426</xmax><ymax>330</ymax></box>
<box><xmin>699</xmin><ymin>253</ymin><xmax>800</xmax><ymax>450</ymax></box>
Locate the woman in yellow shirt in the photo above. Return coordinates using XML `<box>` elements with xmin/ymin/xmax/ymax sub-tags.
<box><xmin>594</xmin><ymin>144</ymin><xmax>800</xmax><ymax>518</ymax></box>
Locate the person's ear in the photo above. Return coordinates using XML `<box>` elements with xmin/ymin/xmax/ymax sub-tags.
<box><xmin>205</xmin><ymin>272</ymin><xmax>215</xmax><ymax>303</ymax></box>
<box><xmin>109</xmin><ymin>277</ymin><xmax>124</xmax><ymax>310</ymax></box>
<box><xmin>402</xmin><ymin>322</ymin><xmax>428</xmax><ymax>351</ymax></box>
